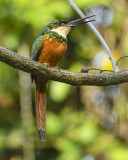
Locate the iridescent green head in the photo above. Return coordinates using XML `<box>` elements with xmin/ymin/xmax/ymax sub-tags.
<box><xmin>40</xmin><ymin>16</ymin><xmax>95</xmax><ymax>38</ymax></box>
<box><xmin>40</xmin><ymin>20</ymin><xmax>70</xmax><ymax>38</ymax></box>
<box><xmin>42</xmin><ymin>20</ymin><xmax>68</xmax><ymax>32</ymax></box>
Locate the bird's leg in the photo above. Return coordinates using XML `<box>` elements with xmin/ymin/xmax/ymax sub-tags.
<box><xmin>55</xmin><ymin>66</ymin><xmax>61</xmax><ymax>71</ymax></box>
<box><xmin>43</xmin><ymin>63</ymin><xmax>51</xmax><ymax>69</ymax></box>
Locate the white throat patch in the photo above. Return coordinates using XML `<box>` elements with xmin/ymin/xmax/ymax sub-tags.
<box><xmin>51</xmin><ymin>26</ymin><xmax>71</xmax><ymax>38</ymax></box>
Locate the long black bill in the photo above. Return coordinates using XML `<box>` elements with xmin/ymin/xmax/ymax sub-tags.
<box><xmin>66</xmin><ymin>15</ymin><xmax>95</xmax><ymax>27</ymax></box>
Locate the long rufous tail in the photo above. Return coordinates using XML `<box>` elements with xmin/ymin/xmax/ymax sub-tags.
<box><xmin>36</xmin><ymin>76</ymin><xmax>47</xmax><ymax>141</ymax></box>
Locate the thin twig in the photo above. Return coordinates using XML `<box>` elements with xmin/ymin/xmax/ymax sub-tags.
<box><xmin>116</xmin><ymin>56</ymin><xmax>128</xmax><ymax>66</ymax></box>
<box><xmin>88</xmin><ymin>68</ymin><xmax>114</xmax><ymax>73</ymax></box>
<box><xmin>68</xmin><ymin>0</ymin><xmax>119</xmax><ymax>72</ymax></box>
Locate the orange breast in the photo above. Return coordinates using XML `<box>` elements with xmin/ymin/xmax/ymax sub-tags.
<box><xmin>38</xmin><ymin>38</ymin><xmax>67</xmax><ymax>67</ymax></box>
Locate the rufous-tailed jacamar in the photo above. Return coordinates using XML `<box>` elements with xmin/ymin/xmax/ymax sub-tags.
<box><xmin>31</xmin><ymin>15</ymin><xmax>94</xmax><ymax>141</ymax></box>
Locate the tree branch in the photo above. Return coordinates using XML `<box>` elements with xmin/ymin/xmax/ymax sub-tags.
<box><xmin>0</xmin><ymin>46</ymin><xmax>128</xmax><ymax>86</ymax></box>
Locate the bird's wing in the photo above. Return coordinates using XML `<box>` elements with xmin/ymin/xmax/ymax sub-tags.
<box><xmin>31</xmin><ymin>35</ymin><xmax>44</xmax><ymax>81</ymax></box>
<box><xmin>31</xmin><ymin>35</ymin><xmax>44</xmax><ymax>61</ymax></box>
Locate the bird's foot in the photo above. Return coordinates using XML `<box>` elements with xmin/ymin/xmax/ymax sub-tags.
<box><xmin>55</xmin><ymin>66</ymin><xmax>61</xmax><ymax>71</ymax></box>
<box><xmin>43</xmin><ymin>63</ymin><xmax>51</xmax><ymax>69</ymax></box>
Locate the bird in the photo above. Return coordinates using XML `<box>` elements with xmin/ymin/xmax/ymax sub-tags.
<box><xmin>31</xmin><ymin>15</ymin><xmax>95</xmax><ymax>141</ymax></box>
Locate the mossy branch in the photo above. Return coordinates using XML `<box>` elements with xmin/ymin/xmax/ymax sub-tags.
<box><xmin>0</xmin><ymin>46</ymin><xmax>128</xmax><ymax>86</ymax></box>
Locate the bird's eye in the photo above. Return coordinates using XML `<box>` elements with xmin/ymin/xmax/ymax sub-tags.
<box><xmin>57</xmin><ymin>21</ymin><xmax>62</xmax><ymax>25</ymax></box>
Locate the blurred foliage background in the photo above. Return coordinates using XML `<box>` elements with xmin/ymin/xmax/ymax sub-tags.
<box><xmin>0</xmin><ymin>0</ymin><xmax>128</xmax><ymax>160</ymax></box>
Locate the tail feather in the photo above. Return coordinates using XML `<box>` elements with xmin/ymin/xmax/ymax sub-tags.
<box><xmin>36</xmin><ymin>76</ymin><xmax>46</xmax><ymax>141</ymax></box>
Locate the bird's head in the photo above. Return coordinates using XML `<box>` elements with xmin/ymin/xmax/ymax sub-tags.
<box><xmin>41</xmin><ymin>15</ymin><xmax>95</xmax><ymax>38</ymax></box>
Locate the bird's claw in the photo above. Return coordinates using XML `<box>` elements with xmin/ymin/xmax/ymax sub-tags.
<box><xmin>56</xmin><ymin>66</ymin><xmax>61</xmax><ymax>71</ymax></box>
<box><xmin>43</xmin><ymin>63</ymin><xmax>51</xmax><ymax>68</ymax></box>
